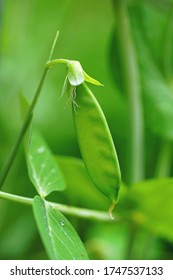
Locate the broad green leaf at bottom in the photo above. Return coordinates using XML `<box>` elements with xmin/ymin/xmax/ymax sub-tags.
<box><xmin>33</xmin><ymin>196</ymin><xmax>89</xmax><ymax>260</ymax></box>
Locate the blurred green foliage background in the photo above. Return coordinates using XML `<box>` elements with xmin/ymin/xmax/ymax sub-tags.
<box><xmin>0</xmin><ymin>0</ymin><xmax>173</xmax><ymax>260</ymax></box>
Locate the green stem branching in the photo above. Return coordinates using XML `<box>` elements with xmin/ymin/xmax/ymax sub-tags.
<box><xmin>0</xmin><ymin>190</ymin><xmax>118</xmax><ymax>222</ymax></box>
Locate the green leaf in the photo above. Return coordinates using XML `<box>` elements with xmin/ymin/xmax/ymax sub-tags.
<box><xmin>141</xmin><ymin>61</ymin><xmax>173</xmax><ymax>140</ymax></box>
<box><xmin>83</xmin><ymin>71</ymin><xmax>103</xmax><ymax>86</ymax></box>
<box><xmin>67</xmin><ymin>60</ymin><xmax>84</xmax><ymax>86</ymax></box>
<box><xmin>129</xmin><ymin>5</ymin><xmax>173</xmax><ymax>140</ymax></box>
<box><xmin>33</xmin><ymin>196</ymin><xmax>89</xmax><ymax>260</ymax></box>
<box><xmin>130</xmin><ymin>178</ymin><xmax>173</xmax><ymax>242</ymax></box>
<box><xmin>110</xmin><ymin>3</ymin><xmax>173</xmax><ymax>140</ymax></box>
<box><xmin>25</xmin><ymin>127</ymin><xmax>66</xmax><ymax>197</ymax></box>
<box><xmin>129</xmin><ymin>3</ymin><xmax>167</xmax><ymax>72</ymax></box>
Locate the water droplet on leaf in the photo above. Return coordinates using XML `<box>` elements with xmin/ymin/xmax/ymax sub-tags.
<box><xmin>37</xmin><ymin>146</ymin><xmax>45</xmax><ymax>153</ymax></box>
<box><xmin>60</xmin><ymin>219</ymin><xmax>65</xmax><ymax>226</ymax></box>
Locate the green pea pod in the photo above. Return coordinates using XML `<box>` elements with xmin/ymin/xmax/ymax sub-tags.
<box><xmin>72</xmin><ymin>83</ymin><xmax>121</xmax><ymax>207</ymax></box>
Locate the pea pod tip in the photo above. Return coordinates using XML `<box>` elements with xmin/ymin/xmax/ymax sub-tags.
<box><xmin>108</xmin><ymin>202</ymin><xmax>116</xmax><ymax>220</ymax></box>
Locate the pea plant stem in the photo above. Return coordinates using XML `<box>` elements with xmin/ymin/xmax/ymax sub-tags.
<box><xmin>0</xmin><ymin>67</ymin><xmax>49</xmax><ymax>188</ymax></box>
<box><xmin>155</xmin><ymin>140</ymin><xmax>172</xmax><ymax>177</ymax></box>
<box><xmin>113</xmin><ymin>0</ymin><xmax>144</xmax><ymax>184</ymax></box>
<box><xmin>0</xmin><ymin>190</ymin><xmax>117</xmax><ymax>222</ymax></box>
<box><xmin>0</xmin><ymin>190</ymin><xmax>33</xmax><ymax>206</ymax></box>
<box><xmin>112</xmin><ymin>0</ymin><xmax>144</xmax><ymax>260</ymax></box>
<box><xmin>162</xmin><ymin>8</ymin><xmax>173</xmax><ymax>82</ymax></box>
<box><xmin>154</xmin><ymin>11</ymin><xmax>173</xmax><ymax>178</ymax></box>
<box><xmin>48</xmin><ymin>30</ymin><xmax>59</xmax><ymax>61</ymax></box>
<box><xmin>0</xmin><ymin>39</ymin><xmax>68</xmax><ymax>189</ymax></box>
<box><xmin>155</xmin><ymin>11</ymin><xmax>173</xmax><ymax>179</ymax></box>
<box><xmin>46</xmin><ymin>59</ymin><xmax>68</xmax><ymax>68</ymax></box>
<box><xmin>141</xmin><ymin>11</ymin><xmax>173</xmax><ymax>260</ymax></box>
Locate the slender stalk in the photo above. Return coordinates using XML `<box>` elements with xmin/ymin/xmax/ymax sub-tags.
<box><xmin>50</xmin><ymin>202</ymin><xmax>117</xmax><ymax>222</ymax></box>
<box><xmin>162</xmin><ymin>9</ymin><xmax>173</xmax><ymax>82</ymax></box>
<box><xmin>0</xmin><ymin>67</ymin><xmax>49</xmax><ymax>188</ymax></box>
<box><xmin>47</xmin><ymin>30</ymin><xmax>59</xmax><ymax>61</ymax></box>
<box><xmin>0</xmin><ymin>191</ymin><xmax>33</xmax><ymax>205</ymax></box>
<box><xmin>155</xmin><ymin>10</ymin><xmax>173</xmax><ymax>179</ymax></box>
<box><xmin>46</xmin><ymin>58</ymin><xmax>68</xmax><ymax>68</ymax></box>
<box><xmin>155</xmin><ymin>140</ymin><xmax>172</xmax><ymax>177</ymax></box>
<box><xmin>0</xmin><ymin>58</ymin><xmax>69</xmax><ymax>188</ymax></box>
<box><xmin>112</xmin><ymin>0</ymin><xmax>144</xmax><ymax>260</ymax></box>
<box><xmin>0</xmin><ymin>190</ymin><xmax>118</xmax><ymax>222</ymax></box>
<box><xmin>0</xmin><ymin>33</ymin><xmax>67</xmax><ymax>188</ymax></box>
<box><xmin>113</xmin><ymin>0</ymin><xmax>144</xmax><ymax>184</ymax></box>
